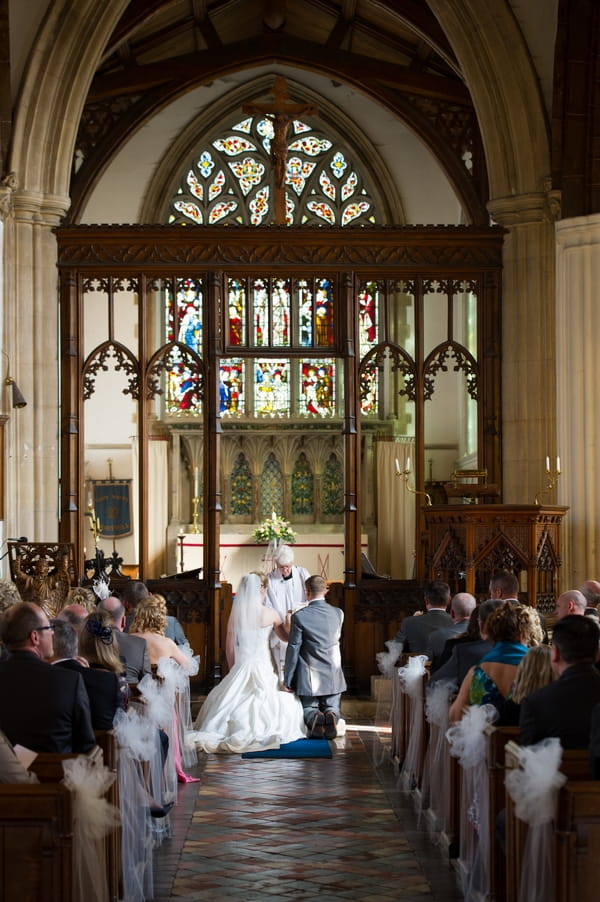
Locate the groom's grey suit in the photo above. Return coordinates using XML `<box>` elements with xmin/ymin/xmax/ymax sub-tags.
<box><xmin>284</xmin><ymin>596</ymin><xmax>347</xmax><ymax>730</ymax></box>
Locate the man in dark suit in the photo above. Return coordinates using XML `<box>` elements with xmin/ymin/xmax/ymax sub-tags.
<box><xmin>520</xmin><ymin>614</ymin><xmax>600</xmax><ymax>747</ymax></box>
<box><xmin>284</xmin><ymin>574</ymin><xmax>346</xmax><ymax>740</ymax></box>
<box><xmin>393</xmin><ymin>580</ymin><xmax>452</xmax><ymax>654</ymax></box>
<box><xmin>0</xmin><ymin>601</ymin><xmax>95</xmax><ymax>753</ymax></box>
<box><xmin>98</xmin><ymin>595</ymin><xmax>151</xmax><ymax>683</ymax></box>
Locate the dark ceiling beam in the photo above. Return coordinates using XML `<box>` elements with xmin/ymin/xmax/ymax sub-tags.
<box><xmin>88</xmin><ymin>34</ymin><xmax>469</xmax><ymax>104</ymax></box>
<box><xmin>326</xmin><ymin>0</ymin><xmax>357</xmax><ymax>49</ymax></box>
<box><xmin>102</xmin><ymin>0</ymin><xmax>173</xmax><ymax>60</ymax></box>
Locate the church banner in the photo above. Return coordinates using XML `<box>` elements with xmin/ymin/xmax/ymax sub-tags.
<box><xmin>93</xmin><ymin>480</ymin><xmax>133</xmax><ymax>538</ymax></box>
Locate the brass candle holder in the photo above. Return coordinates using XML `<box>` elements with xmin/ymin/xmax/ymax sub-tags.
<box><xmin>191</xmin><ymin>496</ymin><xmax>200</xmax><ymax>534</ymax></box>
<box><xmin>534</xmin><ymin>457</ymin><xmax>561</xmax><ymax>505</ymax></box>
<box><xmin>395</xmin><ymin>458</ymin><xmax>432</xmax><ymax>506</ymax></box>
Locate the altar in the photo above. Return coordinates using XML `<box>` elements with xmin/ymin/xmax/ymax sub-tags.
<box><xmin>177</xmin><ymin>528</ymin><xmax>367</xmax><ymax>588</ymax></box>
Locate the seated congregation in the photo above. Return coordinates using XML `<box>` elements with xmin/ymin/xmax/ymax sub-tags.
<box><xmin>387</xmin><ymin>571</ymin><xmax>600</xmax><ymax>901</ymax></box>
<box><xmin>0</xmin><ymin>578</ymin><xmax>199</xmax><ymax>902</ymax></box>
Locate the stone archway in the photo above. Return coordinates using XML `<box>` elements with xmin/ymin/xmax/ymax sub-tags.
<box><xmin>4</xmin><ymin>0</ymin><xmax>554</xmax><ymax>542</ymax></box>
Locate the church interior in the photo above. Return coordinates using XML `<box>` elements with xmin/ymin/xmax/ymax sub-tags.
<box><xmin>1</xmin><ymin>0</ymin><xmax>600</xmax><ymax>899</ymax></box>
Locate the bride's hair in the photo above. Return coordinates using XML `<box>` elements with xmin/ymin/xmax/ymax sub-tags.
<box><xmin>228</xmin><ymin>572</ymin><xmax>265</xmax><ymax>642</ymax></box>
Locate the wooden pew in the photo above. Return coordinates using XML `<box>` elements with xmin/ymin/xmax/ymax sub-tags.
<box><xmin>0</xmin><ymin>783</ymin><xmax>73</xmax><ymax>902</ymax></box>
<box><xmin>29</xmin><ymin>737</ymin><xmax>120</xmax><ymax>902</ymax></box>
<box><xmin>485</xmin><ymin>725</ymin><xmax>519</xmax><ymax>901</ymax></box>
<box><xmin>505</xmin><ymin>745</ymin><xmax>592</xmax><ymax>902</ymax></box>
<box><xmin>555</xmin><ymin>781</ymin><xmax>600</xmax><ymax>901</ymax></box>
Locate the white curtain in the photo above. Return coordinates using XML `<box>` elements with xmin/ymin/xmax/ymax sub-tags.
<box><xmin>376</xmin><ymin>440</ymin><xmax>415</xmax><ymax>579</ymax></box>
<box><xmin>132</xmin><ymin>438</ymin><xmax>169</xmax><ymax>576</ymax></box>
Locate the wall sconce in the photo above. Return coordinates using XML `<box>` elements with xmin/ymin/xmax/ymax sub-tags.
<box><xmin>2</xmin><ymin>352</ymin><xmax>27</xmax><ymax>408</ymax></box>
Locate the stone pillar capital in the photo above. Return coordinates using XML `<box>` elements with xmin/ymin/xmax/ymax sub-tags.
<box><xmin>12</xmin><ymin>190</ymin><xmax>71</xmax><ymax>226</ymax></box>
<box><xmin>487</xmin><ymin>188</ymin><xmax>561</xmax><ymax>228</ymax></box>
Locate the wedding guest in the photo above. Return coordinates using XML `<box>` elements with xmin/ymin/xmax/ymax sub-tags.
<box><xmin>76</xmin><ymin>610</ymin><xmax>129</xmax><ymax>730</ymax></box>
<box><xmin>393</xmin><ymin>580</ymin><xmax>452</xmax><ymax>654</ymax></box>
<box><xmin>0</xmin><ymin>730</ymin><xmax>38</xmax><ymax>784</ymax></box>
<box><xmin>0</xmin><ymin>602</ymin><xmax>95</xmax><ymax>753</ymax></box>
<box><xmin>449</xmin><ymin>602</ymin><xmax>543</xmax><ymax>723</ymax></box>
<box><xmin>97</xmin><ymin>595</ymin><xmax>151</xmax><ymax>683</ymax></box>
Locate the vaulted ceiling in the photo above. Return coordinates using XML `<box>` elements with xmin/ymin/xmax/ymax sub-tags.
<box><xmin>70</xmin><ymin>1</ymin><xmax>487</xmax><ymax>223</ymax></box>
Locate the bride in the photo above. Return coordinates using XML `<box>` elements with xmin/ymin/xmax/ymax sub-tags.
<box><xmin>187</xmin><ymin>571</ymin><xmax>306</xmax><ymax>754</ymax></box>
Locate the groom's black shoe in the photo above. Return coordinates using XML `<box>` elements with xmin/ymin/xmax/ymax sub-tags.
<box><xmin>310</xmin><ymin>712</ymin><xmax>325</xmax><ymax>739</ymax></box>
<box><xmin>324</xmin><ymin>711</ymin><xmax>337</xmax><ymax>740</ymax></box>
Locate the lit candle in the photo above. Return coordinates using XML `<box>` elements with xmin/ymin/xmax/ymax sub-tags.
<box><xmin>395</xmin><ymin>458</ymin><xmax>401</xmax><ymax>475</ymax></box>
<box><xmin>545</xmin><ymin>456</ymin><xmax>550</xmax><ymax>472</ymax></box>
<box><xmin>194</xmin><ymin>466</ymin><xmax>199</xmax><ymax>498</ymax></box>
<box><xmin>406</xmin><ymin>456</ymin><xmax>411</xmax><ymax>473</ymax></box>
<box><xmin>556</xmin><ymin>456</ymin><xmax>561</xmax><ymax>472</ymax></box>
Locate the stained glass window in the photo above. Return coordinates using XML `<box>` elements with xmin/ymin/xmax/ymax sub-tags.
<box><xmin>300</xmin><ymin>360</ymin><xmax>335</xmax><ymax>416</ymax></box>
<box><xmin>169</xmin><ymin>116</ymin><xmax>378</xmax><ymax>227</ymax></box>
<box><xmin>322</xmin><ymin>454</ymin><xmax>344</xmax><ymax>516</ymax></box>
<box><xmin>219</xmin><ymin>359</ymin><xmax>244</xmax><ymax>416</ymax></box>
<box><xmin>291</xmin><ymin>454</ymin><xmax>314</xmax><ymax>515</ymax></box>
<box><xmin>254</xmin><ymin>359</ymin><xmax>290</xmax><ymax>417</ymax></box>
<box><xmin>259</xmin><ymin>454</ymin><xmax>284</xmax><ymax>521</ymax></box>
<box><xmin>225</xmin><ymin>275</ymin><xmax>335</xmax><ymax>350</ymax></box>
<box><xmin>230</xmin><ymin>453</ymin><xmax>252</xmax><ymax>515</ymax></box>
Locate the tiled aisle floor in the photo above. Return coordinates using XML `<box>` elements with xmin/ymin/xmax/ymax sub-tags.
<box><xmin>151</xmin><ymin>715</ymin><xmax>462</xmax><ymax>901</ymax></box>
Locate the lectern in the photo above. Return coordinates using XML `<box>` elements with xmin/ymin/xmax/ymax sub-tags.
<box><xmin>423</xmin><ymin>504</ymin><xmax>569</xmax><ymax>614</ymax></box>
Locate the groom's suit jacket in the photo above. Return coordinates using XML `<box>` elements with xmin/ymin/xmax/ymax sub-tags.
<box><xmin>284</xmin><ymin>597</ymin><xmax>347</xmax><ymax>697</ymax></box>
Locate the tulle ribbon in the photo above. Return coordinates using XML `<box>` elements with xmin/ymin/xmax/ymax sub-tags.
<box><xmin>420</xmin><ymin>681</ymin><xmax>455</xmax><ymax>831</ymax></box>
<box><xmin>398</xmin><ymin>655</ymin><xmax>427</xmax><ymax>790</ymax></box>
<box><xmin>376</xmin><ymin>639</ymin><xmax>403</xmax><ymax>678</ymax></box>
<box><xmin>446</xmin><ymin>704</ymin><xmax>498</xmax><ymax>902</ymax></box>
<box><xmin>505</xmin><ymin>737</ymin><xmax>566</xmax><ymax>902</ymax></box>
<box><xmin>62</xmin><ymin>755</ymin><xmax>120</xmax><ymax>902</ymax></box>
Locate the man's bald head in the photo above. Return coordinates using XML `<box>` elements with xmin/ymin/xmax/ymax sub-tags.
<box><xmin>579</xmin><ymin>580</ymin><xmax>600</xmax><ymax>606</ymax></box>
<box><xmin>56</xmin><ymin>604</ymin><xmax>89</xmax><ymax>632</ymax></box>
<box><xmin>97</xmin><ymin>596</ymin><xmax>126</xmax><ymax>630</ymax></box>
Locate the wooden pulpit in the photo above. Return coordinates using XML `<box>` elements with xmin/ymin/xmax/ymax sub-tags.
<box><xmin>422</xmin><ymin>504</ymin><xmax>568</xmax><ymax>614</ymax></box>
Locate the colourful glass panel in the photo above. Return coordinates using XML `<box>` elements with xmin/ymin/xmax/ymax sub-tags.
<box><xmin>330</xmin><ymin>151</ymin><xmax>348</xmax><ymax>179</ymax></box>
<box><xmin>209</xmin><ymin>200</ymin><xmax>237</xmax><ymax>223</ymax></box>
<box><xmin>307</xmin><ymin>200</ymin><xmax>335</xmax><ymax>224</ymax></box>
<box><xmin>272</xmin><ymin>279</ymin><xmax>291</xmax><ymax>346</ymax></box>
<box><xmin>322</xmin><ymin>454</ymin><xmax>344</xmax><ymax>516</ymax></box>
<box><xmin>219</xmin><ymin>359</ymin><xmax>244</xmax><ymax>416</ymax></box>
<box><xmin>213</xmin><ymin>136</ymin><xmax>257</xmax><ymax>154</ymax></box>
<box><xmin>342</xmin><ymin>201</ymin><xmax>370</xmax><ymax>225</ymax></box>
<box><xmin>259</xmin><ymin>454</ymin><xmax>284</xmax><ymax>521</ymax></box>
<box><xmin>230</xmin><ymin>453</ymin><xmax>252</xmax><ymax>515</ymax></box>
<box><xmin>227</xmin><ymin>278</ymin><xmax>246</xmax><ymax>346</ymax></box>
<box><xmin>297</xmin><ymin>279</ymin><xmax>313</xmax><ymax>346</ymax></box>
<box><xmin>288</xmin><ymin>136</ymin><xmax>332</xmax><ymax>155</ymax></box>
<box><xmin>254</xmin><ymin>359</ymin><xmax>290</xmax><ymax>417</ymax></box>
<box><xmin>315</xmin><ymin>279</ymin><xmax>334</xmax><ymax>346</ymax></box>
<box><xmin>228</xmin><ymin>158</ymin><xmax>265</xmax><ymax>195</ymax></box>
<box><xmin>174</xmin><ymin>279</ymin><xmax>202</xmax><ymax>354</ymax></box>
<box><xmin>197</xmin><ymin>151</ymin><xmax>215</xmax><ymax>178</ymax></box>
<box><xmin>249</xmin><ymin>186</ymin><xmax>269</xmax><ymax>225</ymax></box>
<box><xmin>291</xmin><ymin>454</ymin><xmax>314</xmax><ymax>515</ymax></box>
<box><xmin>252</xmin><ymin>279</ymin><xmax>269</xmax><ymax>346</ymax></box>
<box><xmin>232</xmin><ymin>118</ymin><xmax>252</xmax><ymax>134</ymax></box>
<box><xmin>358</xmin><ymin>282</ymin><xmax>378</xmax><ymax>355</ymax></box>
<box><xmin>186</xmin><ymin>170</ymin><xmax>203</xmax><ymax>200</ymax></box>
<box><xmin>319</xmin><ymin>170</ymin><xmax>336</xmax><ymax>200</ymax></box>
<box><xmin>300</xmin><ymin>360</ymin><xmax>335</xmax><ymax>416</ymax></box>
<box><xmin>166</xmin><ymin>361</ymin><xmax>201</xmax><ymax>415</ymax></box>
<box><xmin>174</xmin><ymin>200</ymin><xmax>203</xmax><ymax>223</ymax></box>
<box><xmin>293</xmin><ymin>120</ymin><xmax>311</xmax><ymax>134</ymax></box>
<box><xmin>341</xmin><ymin>171</ymin><xmax>358</xmax><ymax>200</ymax></box>
<box><xmin>359</xmin><ymin>361</ymin><xmax>378</xmax><ymax>415</ymax></box>
<box><xmin>208</xmin><ymin>170</ymin><xmax>225</xmax><ymax>200</ymax></box>
<box><xmin>288</xmin><ymin>157</ymin><xmax>316</xmax><ymax>196</ymax></box>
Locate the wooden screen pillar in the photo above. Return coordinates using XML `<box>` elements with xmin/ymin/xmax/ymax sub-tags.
<box><xmin>59</xmin><ymin>269</ymin><xmax>82</xmax><ymax>558</ymax></box>
<box><xmin>205</xmin><ymin>270</ymin><xmax>223</xmax><ymax>681</ymax></box>
<box><xmin>342</xmin><ymin>270</ymin><xmax>358</xmax><ymax>680</ymax></box>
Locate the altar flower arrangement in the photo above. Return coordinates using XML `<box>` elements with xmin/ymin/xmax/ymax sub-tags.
<box><xmin>252</xmin><ymin>511</ymin><xmax>296</xmax><ymax>544</ymax></box>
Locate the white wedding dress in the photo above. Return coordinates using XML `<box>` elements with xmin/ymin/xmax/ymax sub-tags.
<box><xmin>187</xmin><ymin>624</ymin><xmax>306</xmax><ymax>754</ymax></box>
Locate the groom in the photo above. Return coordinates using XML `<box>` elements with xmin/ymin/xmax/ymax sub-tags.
<box><xmin>283</xmin><ymin>575</ymin><xmax>346</xmax><ymax>739</ymax></box>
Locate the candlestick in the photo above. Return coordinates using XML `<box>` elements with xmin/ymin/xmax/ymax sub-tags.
<box><xmin>395</xmin><ymin>458</ymin><xmax>431</xmax><ymax>505</ymax></box>
<box><xmin>406</xmin><ymin>456</ymin><xmax>411</xmax><ymax>473</ymax></box>
<box><xmin>535</xmin><ymin>457</ymin><xmax>562</xmax><ymax>505</ymax></box>
<box><xmin>395</xmin><ymin>458</ymin><xmax>401</xmax><ymax>475</ymax></box>
<box><xmin>556</xmin><ymin>456</ymin><xmax>561</xmax><ymax>473</ymax></box>
<box><xmin>194</xmin><ymin>466</ymin><xmax>199</xmax><ymax>498</ymax></box>
<box><xmin>272</xmin><ymin>510</ymin><xmax>276</xmax><ymax>521</ymax></box>
<box><xmin>545</xmin><ymin>456</ymin><xmax>550</xmax><ymax>472</ymax></box>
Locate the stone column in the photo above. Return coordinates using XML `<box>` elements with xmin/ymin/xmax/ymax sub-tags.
<box><xmin>3</xmin><ymin>188</ymin><xmax>69</xmax><ymax>545</ymax></box>
<box><xmin>487</xmin><ymin>192</ymin><xmax>559</xmax><ymax>507</ymax></box>
<box><xmin>555</xmin><ymin>214</ymin><xmax>600</xmax><ymax>584</ymax></box>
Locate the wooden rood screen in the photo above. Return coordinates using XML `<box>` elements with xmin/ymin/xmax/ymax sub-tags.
<box><xmin>56</xmin><ymin>224</ymin><xmax>503</xmax><ymax>687</ymax></box>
